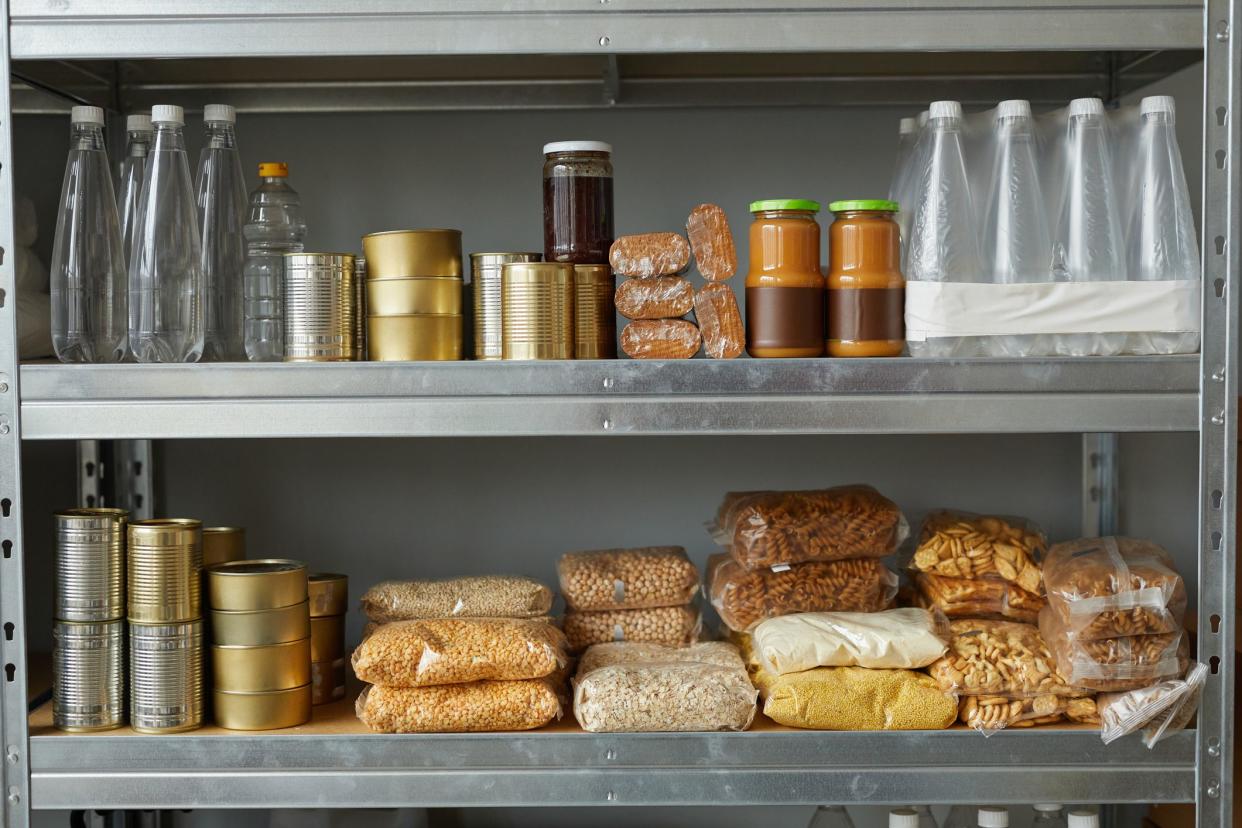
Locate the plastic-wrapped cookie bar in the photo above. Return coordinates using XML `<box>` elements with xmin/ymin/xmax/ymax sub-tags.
<box><xmin>911</xmin><ymin>510</ymin><xmax>1046</xmax><ymax>594</ymax></box>
<box><xmin>558</xmin><ymin>546</ymin><xmax>699</xmax><ymax>611</ymax></box>
<box><xmin>620</xmin><ymin>318</ymin><xmax>701</xmax><ymax>359</ymax></box>
<box><xmin>686</xmin><ymin>203</ymin><xmax>737</xmax><ymax>281</ymax></box>
<box><xmin>928</xmin><ymin>619</ymin><xmax>1083</xmax><ymax>698</ymax></box>
<box><xmin>562</xmin><ymin>605</ymin><xmax>701</xmax><ymax>653</ymax></box>
<box><xmin>694</xmin><ymin>282</ymin><xmax>745</xmax><ymax>359</ymax></box>
<box><xmin>356</xmin><ymin>679</ymin><xmax>561</xmax><ymax>733</ymax></box>
<box><xmin>359</xmin><ymin>575</ymin><xmax>554</xmax><ymax>623</ymax></box>
<box><xmin>707</xmin><ymin>553</ymin><xmax>896</xmax><ymax>632</ymax></box>
<box><xmin>615</xmin><ymin>276</ymin><xmax>694</xmax><ymax>320</ymax></box>
<box><xmin>573</xmin><ymin>660</ymin><xmax>757</xmax><ymax>732</ymax></box>
<box><xmin>609</xmin><ymin>232</ymin><xmax>691</xmax><ymax>277</ymax></box>
<box><xmin>959</xmin><ymin>693</ymin><xmax>1099</xmax><ymax>733</ymax></box>
<box><xmin>913</xmin><ymin>571</ymin><xmax>1045</xmax><ymax>623</ymax></box>
<box><xmin>1042</xmin><ymin>536</ymin><xmax>1187</xmax><ymax>640</ymax></box>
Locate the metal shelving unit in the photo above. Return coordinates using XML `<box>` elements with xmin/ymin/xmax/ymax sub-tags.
<box><xmin>0</xmin><ymin>1</ymin><xmax>1236</xmax><ymax>826</ymax></box>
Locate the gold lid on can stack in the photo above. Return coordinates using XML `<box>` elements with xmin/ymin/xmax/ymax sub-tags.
<box><xmin>362</xmin><ymin>229</ymin><xmax>463</xmax><ymax>361</ymax></box>
<box><xmin>502</xmin><ymin>262</ymin><xmax>575</xmax><ymax>360</ymax></box>
<box><xmin>307</xmin><ymin>573</ymin><xmax>348</xmax><ymax>705</ymax></box>
<box><xmin>573</xmin><ymin>264</ymin><xmax>617</xmax><ymax>359</ymax></box>
<box><xmin>283</xmin><ymin>253</ymin><xmax>357</xmax><ymax>362</ymax></box>
<box><xmin>202</xmin><ymin>527</ymin><xmax>245</xmax><ymax>569</ymax></box>
<box><xmin>207</xmin><ymin>559</ymin><xmax>311</xmax><ymax>729</ymax></box>
<box><xmin>470</xmin><ymin>252</ymin><xmax>542</xmax><ymax>360</ymax></box>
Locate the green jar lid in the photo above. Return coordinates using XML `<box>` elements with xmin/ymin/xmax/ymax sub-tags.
<box><xmin>828</xmin><ymin>199</ymin><xmax>900</xmax><ymax>213</ymax></box>
<box><xmin>749</xmin><ymin>199</ymin><xmax>821</xmax><ymax>213</ymax></box>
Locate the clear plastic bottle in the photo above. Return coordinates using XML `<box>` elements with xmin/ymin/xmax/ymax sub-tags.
<box><xmin>243</xmin><ymin>162</ymin><xmax>306</xmax><ymax>361</ymax></box>
<box><xmin>117</xmin><ymin>113</ymin><xmax>152</xmax><ymax>271</ymax></box>
<box><xmin>195</xmin><ymin>104</ymin><xmax>248</xmax><ymax>361</ymax></box>
<box><xmin>1052</xmin><ymin>97</ymin><xmax>1126</xmax><ymax>356</ymax></box>
<box><xmin>983</xmin><ymin>99</ymin><xmax>1054</xmax><ymax>357</ymax></box>
<box><xmin>807</xmin><ymin>806</ymin><xmax>856</xmax><ymax>828</ymax></box>
<box><xmin>976</xmin><ymin>807</ymin><xmax>1009</xmax><ymax>828</ymax></box>
<box><xmin>49</xmin><ymin>106</ymin><xmax>127</xmax><ymax>363</ymax></box>
<box><xmin>907</xmin><ymin>100</ymin><xmax>984</xmax><ymax>357</ymax></box>
<box><xmin>899</xmin><ymin>109</ymin><xmax>932</xmax><ymax>272</ymax></box>
<box><xmin>127</xmin><ymin>104</ymin><xmax>205</xmax><ymax>363</ymax></box>
<box><xmin>890</xmin><ymin>116</ymin><xmax>918</xmax><ymax>240</ymax></box>
<box><xmin>1033</xmin><ymin>804</ymin><xmax>1068</xmax><ymax>828</ymax></box>
<box><xmin>1126</xmin><ymin>95</ymin><xmax>1201</xmax><ymax>354</ymax></box>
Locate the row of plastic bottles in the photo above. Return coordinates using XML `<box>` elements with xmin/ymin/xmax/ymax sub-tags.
<box><xmin>891</xmin><ymin>95</ymin><xmax>1200</xmax><ymax>357</ymax></box>
<box><xmin>810</xmin><ymin>804</ymin><xmax>1098</xmax><ymax>828</ymax></box>
<box><xmin>50</xmin><ymin>104</ymin><xmax>305</xmax><ymax>363</ymax></box>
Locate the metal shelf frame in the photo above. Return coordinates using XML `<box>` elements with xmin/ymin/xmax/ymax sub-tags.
<box><xmin>0</xmin><ymin>1</ymin><xmax>1236</xmax><ymax>825</ymax></box>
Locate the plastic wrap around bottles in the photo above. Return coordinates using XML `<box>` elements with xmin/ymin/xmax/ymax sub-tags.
<box><xmin>894</xmin><ymin>97</ymin><xmax>1200</xmax><ymax>357</ymax></box>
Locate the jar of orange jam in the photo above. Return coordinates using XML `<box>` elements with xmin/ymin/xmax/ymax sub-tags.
<box><xmin>826</xmin><ymin>200</ymin><xmax>905</xmax><ymax>357</ymax></box>
<box><xmin>744</xmin><ymin>199</ymin><xmax>825</xmax><ymax>358</ymax></box>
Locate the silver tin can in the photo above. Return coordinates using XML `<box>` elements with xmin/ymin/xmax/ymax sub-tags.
<box><xmin>55</xmin><ymin>508</ymin><xmax>127</xmax><ymax>622</ymax></box>
<box><xmin>53</xmin><ymin>620</ymin><xmax>124</xmax><ymax>731</ymax></box>
<box><xmin>470</xmin><ymin>252</ymin><xmax>541</xmax><ymax>360</ymax></box>
<box><xmin>130</xmin><ymin>620</ymin><xmax>204</xmax><ymax>733</ymax></box>
<box><xmin>354</xmin><ymin>256</ymin><xmax>368</xmax><ymax>360</ymax></box>
<box><xmin>283</xmin><ymin>253</ymin><xmax>357</xmax><ymax>362</ymax></box>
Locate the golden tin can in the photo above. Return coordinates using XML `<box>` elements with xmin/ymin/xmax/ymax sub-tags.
<box><xmin>311</xmin><ymin>658</ymin><xmax>347</xmax><ymax>705</ymax></box>
<box><xmin>213</xmin><ymin>684</ymin><xmax>312</xmax><ymax>731</ymax></box>
<box><xmin>362</xmin><ymin>229</ymin><xmax>462</xmax><ymax>278</ymax></box>
<box><xmin>210</xmin><ymin>600</ymin><xmax>311</xmax><ymax>646</ymax></box>
<box><xmin>283</xmin><ymin>253</ymin><xmax>356</xmax><ymax>362</ymax></box>
<box><xmin>127</xmin><ymin>518</ymin><xmax>202</xmax><ymax>624</ymax></box>
<box><xmin>308</xmin><ymin>573</ymin><xmax>348</xmax><ymax>618</ymax></box>
<box><xmin>573</xmin><ymin>264</ymin><xmax>617</xmax><ymax>359</ymax></box>
<box><xmin>366</xmin><ymin>314</ymin><xmax>462</xmax><ymax>361</ymax></box>
<box><xmin>202</xmin><ymin>527</ymin><xmax>245</xmax><ymax>568</ymax></box>
<box><xmin>354</xmin><ymin>255</ymin><xmax>368</xmax><ymax>360</ymax></box>
<box><xmin>502</xmin><ymin>262</ymin><xmax>575</xmax><ymax>360</ymax></box>
<box><xmin>211</xmin><ymin>638</ymin><xmax>311</xmax><ymax>692</ymax></box>
<box><xmin>207</xmin><ymin>559</ymin><xmax>307</xmax><ymax>612</ymax></box>
<box><xmin>309</xmin><ymin>615</ymin><xmax>346</xmax><ymax>662</ymax></box>
<box><xmin>366</xmin><ymin>276</ymin><xmax>463</xmax><ymax>316</ymax></box>
<box><xmin>471</xmin><ymin>252</ymin><xmax>542</xmax><ymax>360</ymax></box>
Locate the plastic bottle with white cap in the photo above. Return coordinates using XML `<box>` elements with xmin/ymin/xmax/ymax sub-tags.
<box><xmin>117</xmin><ymin>112</ymin><xmax>152</xmax><ymax>274</ymax></box>
<box><xmin>890</xmin><ymin>809</ymin><xmax>921</xmax><ymax>828</ymax></box>
<box><xmin>976</xmin><ymin>807</ymin><xmax>1009</xmax><ymax>828</ymax></box>
<box><xmin>806</xmin><ymin>805</ymin><xmax>856</xmax><ymax>828</ymax></box>
<box><xmin>1032</xmin><ymin>804</ymin><xmax>1068</xmax><ymax>828</ymax></box>
<box><xmin>195</xmin><ymin>103</ymin><xmax>247</xmax><ymax>360</ymax></box>
<box><xmin>1067</xmin><ymin>811</ymin><xmax>1099</xmax><ymax>828</ymax></box>
<box><xmin>49</xmin><ymin>105</ymin><xmax>127</xmax><ymax>362</ymax></box>
<box><xmin>127</xmin><ymin>104</ymin><xmax>206</xmax><ymax>362</ymax></box>
<box><xmin>1125</xmin><ymin>94</ymin><xmax>1200</xmax><ymax>355</ymax></box>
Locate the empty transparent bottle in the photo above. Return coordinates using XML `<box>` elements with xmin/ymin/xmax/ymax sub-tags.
<box><xmin>808</xmin><ymin>806</ymin><xmax>855</xmax><ymax>828</ymax></box>
<box><xmin>983</xmin><ymin>99</ymin><xmax>1053</xmax><ymax>357</ymax></box>
<box><xmin>1033</xmin><ymin>804</ymin><xmax>1068</xmax><ymax>828</ymax></box>
<box><xmin>117</xmin><ymin>113</ymin><xmax>152</xmax><ymax>271</ymax></box>
<box><xmin>889</xmin><ymin>116</ymin><xmax>918</xmax><ymax>242</ymax></box>
<box><xmin>127</xmin><ymin>104</ymin><xmax>205</xmax><ymax>363</ymax></box>
<box><xmin>1127</xmin><ymin>95</ymin><xmax>1200</xmax><ymax>354</ymax></box>
<box><xmin>1052</xmin><ymin>97</ymin><xmax>1126</xmax><ymax>356</ymax></box>
<box><xmin>196</xmin><ymin>104</ymin><xmax>248</xmax><ymax>361</ymax></box>
<box><xmin>907</xmin><ymin>100</ymin><xmax>983</xmax><ymax>357</ymax></box>
<box><xmin>50</xmin><ymin>106</ymin><xmax>127</xmax><ymax>363</ymax></box>
<box><xmin>244</xmin><ymin>162</ymin><xmax>306</xmax><ymax>361</ymax></box>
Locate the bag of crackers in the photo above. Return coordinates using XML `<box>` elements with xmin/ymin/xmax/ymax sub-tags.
<box><xmin>910</xmin><ymin>510</ymin><xmax>1046</xmax><ymax>594</ymax></box>
<box><xmin>913</xmin><ymin>571</ymin><xmax>1045</xmax><ymax>623</ymax></box>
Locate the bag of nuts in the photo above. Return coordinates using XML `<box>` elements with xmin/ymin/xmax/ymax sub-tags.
<box><xmin>1043</xmin><ymin>536</ymin><xmax>1187</xmax><ymax>640</ymax></box>
<box><xmin>563</xmin><ymin>605</ymin><xmax>701</xmax><ymax>653</ymax></box>
<box><xmin>576</xmin><ymin>641</ymin><xmax>746</xmax><ymax>675</ymax></box>
<box><xmin>911</xmin><ymin>510</ymin><xmax>1045</xmax><ymax>594</ymax></box>
<box><xmin>959</xmin><ymin>693</ymin><xmax>1099</xmax><ymax>734</ymax></box>
<box><xmin>356</xmin><ymin>679</ymin><xmax>561</xmax><ymax>733</ymax></box>
<box><xmin>707</xmin><ymin>553</ymin><xmax>897</xmax><ymax>632</ymax></box>
<box><xmin>558</xmin><ymin>547</ymin><xmax>699</xmax><ymax>611</ymax></box>
<box><xmin>573</xmin><ymin>660</ymin><xmax>758</xmax><ymax>732</ymax></box>
<box><xmin>1039</xmin><ymin>607</ymin><xmax>1188</xmax><ymax>691</ymax></box>
<box><xmin>351</xmin><ymin>617</ymin><xmax>569</xmax><ymax>687</ymax></box>
<box><xmin>711</xmin><ymin>486</ymin><xmax>908</xmax><ymax>570</ymax></box>
<box><xmin>913</xmin><ymin>571</ymin><xmax>1045</xmax><ymax>623</ymax></box>
<box><xmin>928</xmin><ymin>619</ymin><xmax>1084</xmax><ymax>698</ymax></box>
<box><xmin>360</xmin><ymin>575</ymin><xmax>554</xmax><ymax>623</ymax></box>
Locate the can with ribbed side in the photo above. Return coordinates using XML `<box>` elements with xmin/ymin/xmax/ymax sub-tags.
<box><xmin>502</xmin><ymin>262</ymin><xmax>575</xmax><ymax>360</ymax></box>
<box><xmin>283</xmin><ymin>253</ymin><xmax>356</xmax><ymax>362</ymax></box>
<box><xmin>128</xmin><ymin>519</ymin><xmax>201</xmax><ymax>623</ymax></box>
<box><xmin>470</xmin><ymin>253</ymin><xmax>541</xmax><ymax>360</ymax></box>
<box><xmin>130</xmin><ymin>620</ymin><xmax>203</xmax><ymax>733</ymax></box>
<box><xmin>354</xmin><ymin>256</ymin><xmax>368</xmax><ymax>360</ymax></box>
<box><xmin>55</xmin><ymin>508</ymin><xmax>128</xmax><ymax>622</ymax></box>
<box><xmin>53</xmin><ymin>620</ymin><xmax>124</xmax><ymax>731</ymax></box>
<box><xmin>572</xmin><ymin>264</ymin><xmax>617</xmax><ymax>359</ymax></box>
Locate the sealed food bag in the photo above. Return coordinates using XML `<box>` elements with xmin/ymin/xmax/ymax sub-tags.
<box><xmin>960</xmin><ymin>694</ymin><xmax>1099</xmax><ymax>734</ymax></box>
<box><xmin>615</xmin><ymin>276</ymin><xmax>694</xmax><ymax>320</ymax></box>
<box><xmin>577</xmin><ymin>640</ymin><xmax>745</xmax><ymax>675</ymax></box>
<box><xmin>928</xmin><ymin>619</ymin><xmax>1082</xmax><ymax>697</ymax></box>
<box><xmin>1039</xmin><ymin>606</ymin><xmax>1187</xmax><ymax>691</ymax></box>
<box><xmin>356</xmin><ymin>679</ymin><xmax>561</xmax><ymax>733</ymax></box>
<box><xmin>1142</xmin><ymin>661</ymin><xmax>1207</xmax><ymax>747</ymax></box>
<box><xmin>911</xmin><ymin>510</ymin><xmax>1046</xmax><ymax>593</ymax></box>
<box><xmin>351</xmin><ymin>617</ymin><xmax>568</xmax><ymax>687</ymax></box>
<box><xmin>686</xmin><ymin>203</ymin><xmax>737</xmax><ymax>281</ymax></box>
<box><xmin>758</xmin><ymin>665</ymin><xmax>957</xmax><ymax>730</ymax></box>
<box><xmin>751</xmin><ymin>608</ymin><xmax>948</xmax><ymax>674</ymax></box>
<box><xmin>563</xmin><ymin>605</ymin><xmax>701</xmax><ymax>652</ymax></box>
<box><xmin>914</xmin><ymin>571</ymin><xmax>1045</xmax><ymax>623</ymax></box>
<box><xmin>1043</xmin><ymin>536</ymin><xmax>1187</xmax><ymax>640</ymax></box>
<box><xmin>1097</xmin><ymin>662</ymin><xmax>1206</xmax><ymax>745</ymax></box>
<box><xmin>609</xmin><ymin>232</ymin><xmax>691</xmax><ymax>277</ymax></box>
<box><xmin>620</xmin><ymin>318</ymin><xmax>701</xmax><ymax>359</ymax></box>
<box><xmin>573</xmin><ymin>661</ymin><xmax>757</xmax><ymax>732</ymax></box>
<box><xmin>708</xmin><ymin>553</ymin><xmax>896</xmax><ymax>631</ymax></box>
<box><xmin>558</xmin><ymin>547</ymin><xmax>699</xmax><ymax>611</ymax></box>
<box><xmin>693</xmin><ymin>282</ymin><xmax>745</xmax><ymax>359</ymax></box>
<box><xmin>714</xmin><ymin>486</ymin><xmax>908</xmax><ymax>570</ymax></box>
<box><xmin>360</xmin><ymin>575</ymin><xmax>554</xmax><ymax>623</ymax></box>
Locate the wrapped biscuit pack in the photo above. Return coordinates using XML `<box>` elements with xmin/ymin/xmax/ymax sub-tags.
<box><xmin>911</xmin><ymin>510</ymin><xmax>1045</xmax><ymax>594</ymax></box>
<box><xmin>914</xmin><ymin>571</ymin><xmax>1045</xmax><ymax>623</ymax></box>
<box><xmin>751</xmin><ymin>608</ymin><xmax>948</xmax><ymax>674</ymax></box>
<box><xmin>1098</xmin><ymin>662</ymin><xmax>1207</xmax><ymax>745</ymax></box>
<box><xmin>686</xmin><ymin>203</ymin><xmax>737</xmax><ymax>281</ymax></box>
<box><xmin>1039</xmin><ymin>607</ymin><xmax>1187</xmax><ymax>692</ymax></box>
<box><xmin>928</xmin><ymin>619</ymin><xmax>1082</xmax><ymax>698</ymax></box>
<box><xmin>615</xmin><ymin>276</ymin><xmax>694</xmax><ymax>320</ymax></box>
<box><xmin>621</xmin><ymin>318</ymin><xmax>701</xmax><ymax>359</ymax></box>
<box><xmin>609</xmin><ymin>232</ymin><xmax>691</xmax><ymax>277</ymax></box>
<box><xmin>960</xmin><ymin>694</ymin><xmax>1099</xmax><ymax>733</ymax></box>
<box><xmin>558</xmin><ymin>546</ymin><xmax>699</xmax><ymax>611</ymax></box>
<box><xmin>757</xmin><ymin>665</ymin><xmax>957</xmax><ymax>731</ymax></box>
<box><xmin>356</xmin><ymin>679</ymin><xmax>561</xmax><ymax>733</ymax></box>
<box><xmin>563</xmin><ymin>605</ymin><xmax>701</xmax><ymax>652</ymax></box>
<box><xmin>359</xmin><ymin>575</ymin><xmax>554</xmax><ymax>623</ymax></box>
<box><xmin>693</xmin><ymin>282</ymin><xmax>745</xmax><ymax>359</ymax></box>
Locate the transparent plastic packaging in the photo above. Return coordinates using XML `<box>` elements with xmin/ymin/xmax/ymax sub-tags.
<box><xmin>614</xmin><ymin>275</ymin><xmax>694</xmax><ymax>319</ymax></box>
<box><xmin>356</xmin><ymin>679</ymin><xmax>561</xmax><ymax>733</ymax></box>
<box><xmin>576</xmin><ymin>641</ymin><xmax>746</xmax><ymax>675</ymax></box>
<box><xmin>558</xmin><ymin>547</ymin><xmax>699</xmax><ymax>611</ymax></box>
<box><xmin>712</xmin><ymin>486</ymin><xmax>908</xmax><ymax>570</ymax></box>
<box><xmin>1098</xmin><ymin>662</ymin><xmax>1207</xmax><ymax>745</ymax></box>
<box><xmin>117</xmin><ymin>114</ymin><xmax>152</xmax><ymax>272</ymax></box>
<box><xmin>243</xmin><ymin>163</ymin><xmax>306</xmax><ymax>361</ymax></box>
<box><xmin>562</xmin><ymin>605</ymin><xmax>701</xmax><ymax>652</ymax></box>
<box><xmin>750</xmin><ymin>608</ymin><xmax>949</xmax><ymax>674</ymax></box>
<box><xmin>694</xmin><ymin>282</ymin><xmax>745</xmax><ymax>359</ymax></box>
<box><xmin>1141</xmin><ymin>661</ymin><xmax>1207</xmax><ymax>747</ymax></box>
<box><xmin>928</xmin><ymin>619</ymin><xmax>1081</xmax><ymax>697</ymax></box>
<box><xmin>707</xmin><ymin>553</ymin><xmax>897</xmax><ymax>632</ymax></box>
<box><xmin>914</xmin><ymin>572</ymin><xmax>1045</xmax><ymax>622</ymax></box>
<box><xmin>195</xmin><ymin>105</ymin><xmax>247</xmax><ymax>361</ymax></box>
<box><xmin>911</xmin><ymin>510</ymin><xmax>1046</xmax><ymax>593</ymax></box>
<box><xmin>573</xmin><ymin>661</ymin><xmax>757</xmax><ymax>732</ymax></box>
<box><xmin>1042</xmin><ymin>536</ymin><xmax>1186</xmax><ymax>640</ymax></box>
<box><xmin>360</xmin><ymin>576</ymin><xmax>554</xmax><ymax>623</ymax></box>
<box><xmin>960</xmin><ymin>693</ymin><xmax>1098</xmax><ymax>733</ymax></box>
<box><xmin>757</xmin><ymin>665</ymin><xmax>957</xmax><ymax>731</ymax></box>
<box><xmin>609</xmin><ymin>232</ymin><xmax>691</xmax><ymax>277</ymax></box>
<box><xmin>686</xmin><ymin>203</ymin><xmax>737</xmax><ymax>281</ymax></box>
<box><xmin>1040</xmin><ymin>606</ymin><xmax>1187</xmax><ymax>690</ymax></box>
<box><xmin>350</xmin><ymin>617</ymin><xmax>568</xmax><ymax>687</ymax></box>
<box><xmin>620</xmin><ymin>318</ymin><xmax>701</xmax><ymax>359</ymax></box>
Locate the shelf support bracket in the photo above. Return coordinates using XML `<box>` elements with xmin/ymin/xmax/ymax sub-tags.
<box><xmin>1081</xmin><ymin>433</ymin><xmax>1119</xmax><ymax>536</ymax></box>
<box><xmin>603</xmin><ymin>55</ymin><xmax>620</xmax><ymax>107</ymax></box>
<box><xmin>76</xmin><ymin>440</ymin><xmax>155</xmax><ymax>519</ymax></box>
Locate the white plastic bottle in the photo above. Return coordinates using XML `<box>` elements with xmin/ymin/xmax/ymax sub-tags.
<box><xmin>1052</xmin><ymin>97</ymin><xmax>1126</xmax><ymax>356</ymax></box>
<box><xmin>1067</xmin><ymin>811</ymin><xmax>1099</xmax><ymax>828</ymax></box>
<box><xmin>1126</xmin><ymin>95</ymin><xmax>1200</xmax><ymax>354</ymax></box>
<box><xmin>890</xmin><ymin>808</ymin><xmax>937</xmax><ymax>828</ymax></box>
<box><xmin>196</xmin><ymin>104</ymin><xmax>248</xmax><ymax>361</ymax></box>
<box><xmin>983</xmin><ymin>99</ymin><xmax>1053</xmax><ymax>357</ymax></box>
<box><xmin>1033</xmin><ymin>804</ymin><xmax>1068</xmax><ymax>828</ymax></box>
<box><xmin>49</xmin><ymin>106</ymin><xmax>127</xmax><ymax>363</ymax></box>
<box><xmin>807</xmin><ymin>806</ymin><xmax>856</xmax><ymax>828</ymax></box>
<box><xmin>976</xmin><ymin>807</ymin><xmax>1009</xmax><ymax>828</ymax></box>
<box><xmin>117</xmin><ymin>113</ymin><xmax>152</xmax><ymax>271</ymax></box>
<box><xmin>243</xmin><ymin>162</ymin><xmax>306</xmax><ymax>361</ymax></box>
<box><xmin>127</xmin><ymin>104</ymin><xmax>205</xmax><ymax>363</ymax></box>
<box><xmin>907</xmin><ymin>100</ymin><xmax>983</xmax><ymax>357</ymax></box>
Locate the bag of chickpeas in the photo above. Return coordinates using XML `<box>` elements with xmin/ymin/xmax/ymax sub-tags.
<box><xmin>563</xmin><ymin>605</ymin><xmax>702</xmax><ymax>653</ymax></box>
<box><xmin>558</xmin><ymin>547</ymin><xmax>700</xmax><ymax>611</ymax></box>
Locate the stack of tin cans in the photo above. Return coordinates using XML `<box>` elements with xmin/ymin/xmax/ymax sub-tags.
<box><xmin>362</xmin><ymin>229</ymin><xmax>463</xmax><ymax>360</ymax></box>
<box><xmin>283</xmin><ymin>252</ymin><xmax>359</xmax><ymax>362</ymax></box>
<box><xmin>470</xmin><ymin>252</ymin><xmax>541</xmax><ymax>360</ymax></box>
<box><xmin>128</xmin><ymin>518</ymin><xmax>204</xmax><ymax>733</ymax></box>
<box><xmin>208</xmin><ymin>560</ymin><xmax>311</xmax><ymax>729</ymax></box>
<box><xmin>308</xmin><ymin>573</ymin><xmax>348</xmax><ymax>705</ymax></box>
<box><xmin>571</xmin><ymin>264</ymin><xmax>618</xmax><ymax>359</ymax></box>
<box><xmin>52</xmin><ymin>508</ymin><xmax>128</xmax><ymax>732</ymax></box>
